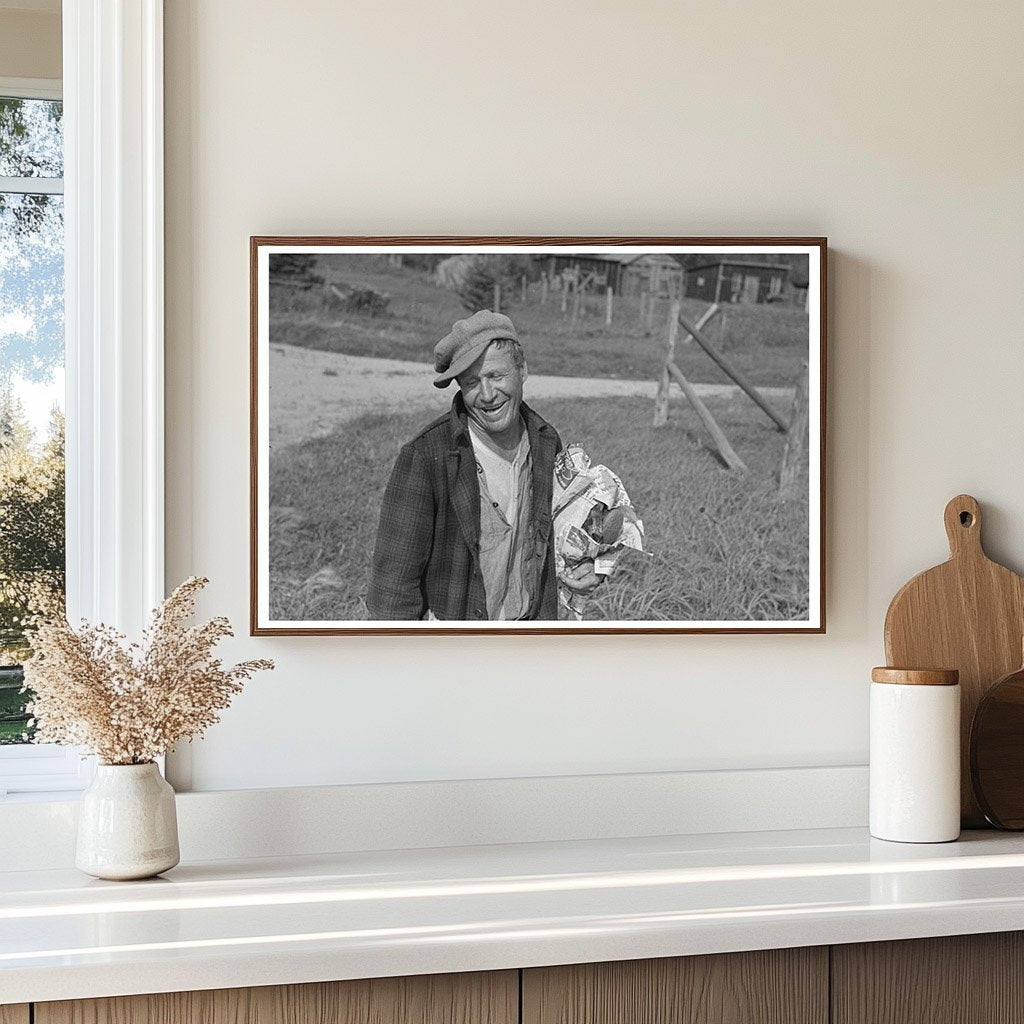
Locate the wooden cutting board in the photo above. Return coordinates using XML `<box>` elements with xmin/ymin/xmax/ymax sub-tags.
<box><xmin>884</xmin><ymin>494</ymin><xmax>1024</xmax><ymax>827</ymax></box>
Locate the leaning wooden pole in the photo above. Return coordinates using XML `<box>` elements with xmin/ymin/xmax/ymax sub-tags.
<box><xmin>688</xmin><ymin>303</ymin><xmax>720</xmax><ymax>340</ymax></box>
<box><xmin>681</xmin><ymin>301</ymin><xmax>719</xmax><ymax>345</ymax></box>
<box><xmin>677</xmin><ymin>312</ymin><xmax>789</xmax><ymax>432</ymax></box>
<box><xmin>666</xmin><ymin>361</ymin><xmax>748</xmax><ymax>473</ymax></box>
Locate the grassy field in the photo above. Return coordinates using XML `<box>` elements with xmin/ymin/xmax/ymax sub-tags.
<box><xmin>269</xmin><ymin>256</ymin><xmax>810</xmax><ymax>389</ymax></box>
<box><xmin>269</xmin><ymin>393</ymin><xmax>809</xmax><ymax>623</ymax></box>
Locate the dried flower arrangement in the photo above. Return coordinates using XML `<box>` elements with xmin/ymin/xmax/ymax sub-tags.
<box><xmin>22</xmin><ymin>577</ymin><xmax>273</xmax><ymax>765</ymax></box>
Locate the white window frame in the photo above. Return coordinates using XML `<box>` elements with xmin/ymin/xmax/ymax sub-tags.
<box><xmin>0</xmin><ymin>0</ymin><xmax>164</xmax><ymax>797</ymax></box>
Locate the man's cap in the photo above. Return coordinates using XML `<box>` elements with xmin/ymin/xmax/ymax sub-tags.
<box><xmin>433</xmin><ymin>310</ymin><xmax>518</xmax><ymax>389</ymax></box>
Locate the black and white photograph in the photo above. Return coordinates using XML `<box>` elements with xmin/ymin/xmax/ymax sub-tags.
<box><xmin>251</xmin><ymin>238</ymin><xmax>825</xmax><ymax>634</ymax></box>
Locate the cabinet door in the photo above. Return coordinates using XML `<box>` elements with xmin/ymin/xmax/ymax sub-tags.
<box><xmin>523</xmin><ymin>948</ymin><xmax>828</xmax><ymax>1024</ymax></box>
<box><xmin>0</xmin><ymin>1007</ymin><xmax>29</xmax><ymax>1024</ymax></box>
<box><xmin>832</xmin><ymin>932</ymin><xmax>1024</xmax><ymax>1024</ymax></box>
<box><xmin>36</xmin><ymin>971</ymin><xmax>517</xmax><ymax>1024</ymax></box>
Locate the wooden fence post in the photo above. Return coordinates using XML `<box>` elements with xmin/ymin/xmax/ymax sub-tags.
<box><xmin>493</xmin><ymin>282</ymin><xmax>501</xmax><ymax>314</ymax></box>
<box><xmin>541</xmin><ymin>277</ymin><xmax>548</xmax><ymax>305</ymax></box>
<box><xmin>571</xmin><ymin>280</ymin><xmax>582</xmax><ymax>323</ymax></box>
<box><xmin>561</xmin><ymin>279</ymin><xmax>569</xmax><ymax>315</ymax></box>
<box><xmin>653</xmin><ymin>303</ymin><xmax>719</xmax><ymax>427</ymax></box>
<box><xmin>779</xmin><ymin>363</ymin><xmax>809</xmax><ymax>499</ymax></box>
<box><xmin>605</xmin><ymin>287</ymin><xmax>613</xmax><ymax>326</ymax></box>
<box><xmin>645</xmin><ymin>293</ymin><xmax>656</xmax><ymax>332</ymax></box>
<box><xmin>639</xmin><ymin>291</ymin><xmax>647</xmax><ymax>324</ymax></box>
<box><xmin>653</xmin><ymin>301</ymin><xmax>681</xmax><ymax>427</ymax></box>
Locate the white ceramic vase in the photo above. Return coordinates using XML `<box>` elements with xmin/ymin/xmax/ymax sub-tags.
<box><xmin>76</xmin><ymin>762</ymin><xmax>180</xmax><ymax>880</ymax></box>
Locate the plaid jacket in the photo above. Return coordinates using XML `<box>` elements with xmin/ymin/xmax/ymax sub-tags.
<box><xmin>366</xmin><ymin>395</ymin><xmax>561</xmax><ymax>621</ymax></box>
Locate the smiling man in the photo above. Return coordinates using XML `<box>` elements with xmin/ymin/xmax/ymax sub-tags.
<box><xmin>366</xmin><ymin>309</ymin><xmax>596</xmax><ymax>621</ymax></box>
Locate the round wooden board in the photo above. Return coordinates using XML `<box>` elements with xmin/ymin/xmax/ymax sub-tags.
<box><xmin>971</xmin><ymin>664</ymin><xmax>1024</xmax><ymax>829</ymax></box>
<box><xmin>884</xmin><ymin>495</ymin><xmax>1024</xmax><ymax>827</ymax></box>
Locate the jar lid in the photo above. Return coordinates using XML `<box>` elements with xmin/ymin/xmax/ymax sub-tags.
<box><xmin>871</xmin><ymin>667</ymin><xmax>959</xmax><ymax>686</ymax></box>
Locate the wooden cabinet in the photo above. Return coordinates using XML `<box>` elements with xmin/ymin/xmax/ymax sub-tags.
<box><xmin>522</xmin><ymin>948</ymin><xmax>828</xmax><ymax>1024</ymax></box>
<box><xmin>14</xmin><ymin>933</ymin><xmax>1024</xmax><ymax>1023</ymax></box>
<box><xmin>832</xmin><ymin>932</ymin><xmax>1024</xmax><ymax>1024</ymax></box>
<box><xmin>34</xmin><ymin>972</ymin><xmax>517</xmax><ymax>1024</ymax></box>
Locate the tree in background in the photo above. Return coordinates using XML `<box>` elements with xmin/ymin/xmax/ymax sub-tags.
<box><xmin>268</xmin><ymin>253</ymin><xmax>323</xmax><ymax>291</ymax></box>
<box><xmin>455</xmin><ymin>254</ymin><xmax>534</xmax><ymax>313</ymax></box>
<box><xmin>0</xmin><ymin>391</ymin><xmax>65</xmax><ymax>665</ymax></box>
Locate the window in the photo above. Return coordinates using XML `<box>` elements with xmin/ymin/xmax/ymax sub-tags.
<box><xmin>0</xmin><ymin>79</ymin><xmax>82</xmax><ymax>795</ymax></box>
<box><xmin>0</xmin><ymin>5</ymin><xmax>166</xmax><ymax>799</ymax></box>
<box><xmin>0</xmin><ymin>91</ymin><xmax>65</xmax><ymax>706</ymax></box>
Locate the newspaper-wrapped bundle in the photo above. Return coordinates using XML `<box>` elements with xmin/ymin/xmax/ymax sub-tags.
<box><xmin>552</xmin><ymin>443</ymin><xmax>645</xmax><ymax>619</ymax></box>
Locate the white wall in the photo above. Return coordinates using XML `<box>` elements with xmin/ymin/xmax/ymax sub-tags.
<box><xmin>0</xmin><ymin>7</ymin><xmax>61</xmax><ymax>80</ymax></box>
<box><xmin>163</xmin><ymin>1</ymin><xmax>1024</xmax><ymax>792</ymax></box>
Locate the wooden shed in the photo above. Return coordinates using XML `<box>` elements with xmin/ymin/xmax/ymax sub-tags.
<box><xmin>536</xmin><ymin>253</ymin><xmax>685</xmax><ymax>299</ymax></box>
<box><xmin>619</xmin><ymin>254</ymin><xmax>684</xmax><ymax>299</ymax></box>
<box><xmin>683</xmin><ymin>260</ymin><xmax>789</xmax><ymax>304</ymax></box>
<box><xmin>536</xmin><ymin>254</ymin><xmax>628</xmax><ymax>292</ymax></box>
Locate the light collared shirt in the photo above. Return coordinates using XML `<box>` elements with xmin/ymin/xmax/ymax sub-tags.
<box><xmin>468</xmin><ymin>421</ymin><xmax>536</xmax><ymax>620</ymax></box>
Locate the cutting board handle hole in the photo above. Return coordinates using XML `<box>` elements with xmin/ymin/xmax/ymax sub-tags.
<box><xmin>960</xmin><ymin>511</ymin><xmax>974</xmax><ymax>527</ymax></box>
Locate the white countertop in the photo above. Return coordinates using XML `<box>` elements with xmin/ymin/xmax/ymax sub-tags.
<box><xmin>4</xmin><ymin>826</ymin><xmax>1024</xmax><ymax>1005</ymax></box>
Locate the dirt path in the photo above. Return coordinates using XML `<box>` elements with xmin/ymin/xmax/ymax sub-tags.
<box><xmin>269</xmin><ymin>345</ymin><xmax>794</xmax><ymax>450</ymax></box>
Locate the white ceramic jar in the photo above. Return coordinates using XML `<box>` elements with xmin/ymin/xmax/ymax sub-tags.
<box><xmin>76</xmin><ymin>762</ymin><xmax>180</xmax><ymax>880</ymax></box>
<box><xmin>870</xmin><ymin>667</ymin><xmax>961</xmax><ymax>843</ymax></box>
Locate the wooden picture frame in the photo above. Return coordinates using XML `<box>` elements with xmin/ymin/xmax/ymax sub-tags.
<box><xmin>251</xmin><ymin>237</ymin><xmax>826</xmax><ymax>635</ymax></box>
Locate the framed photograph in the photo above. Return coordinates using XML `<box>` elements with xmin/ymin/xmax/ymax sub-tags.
<box><xmin>251</xmin><ymin>237</ymin><xmax>826</xmax><ymax>635</ymax></box>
